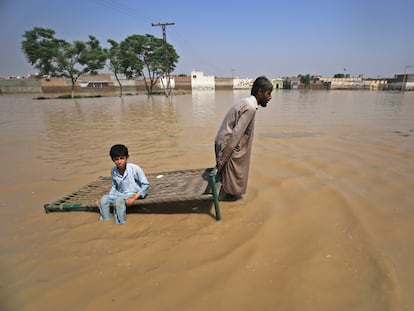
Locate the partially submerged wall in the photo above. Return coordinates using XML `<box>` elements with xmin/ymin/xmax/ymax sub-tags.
<box><xmin>0</xmin><ymin>79</ymin><xmax>42</xmax><ymax>94</ymax></box>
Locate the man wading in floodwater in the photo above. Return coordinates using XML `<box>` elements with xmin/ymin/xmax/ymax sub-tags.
<box><xmin>214</xmin><ymin>76</ymin><xmax>273</xmax><ymax>201</ymax></box>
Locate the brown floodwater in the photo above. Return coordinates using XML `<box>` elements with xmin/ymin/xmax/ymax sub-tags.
<box><xmin>0</xmin><ymin>90</ymin><xmax>413</xmax><ymax>310</ymax></box>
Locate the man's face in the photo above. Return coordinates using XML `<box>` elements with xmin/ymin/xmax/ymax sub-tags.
<box><xmin>258</xmin><ymin>89</ymin><xmax>272</xmax><ymax>107</ymax></box>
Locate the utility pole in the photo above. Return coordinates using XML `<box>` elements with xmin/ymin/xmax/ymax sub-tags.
<box><xmin>152</xmin><ymin>22</ymin><xmax>175</xmax><ymax>96</ymax></box>
<box><xmin>401</xmin><ymin>65</ymin><xmax>413</xmax><ymax>92</ymax></box>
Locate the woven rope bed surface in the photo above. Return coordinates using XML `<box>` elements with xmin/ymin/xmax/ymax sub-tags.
<box><xmin>44</xmin><ymin>167</ymin><xmax>221</xmax><ymax>219</ymax></box>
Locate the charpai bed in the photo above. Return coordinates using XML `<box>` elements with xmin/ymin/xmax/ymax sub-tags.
<box><xmin>43</xmin><ymin>167</ymin><xmax>222</xmax><ymax>220</ymax></box>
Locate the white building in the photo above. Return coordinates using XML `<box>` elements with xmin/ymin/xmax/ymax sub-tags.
<box><xmin>233</xmin><ymin>78</ymin><xmax>253</xmax><ymax>89</ymax></box>
<box><xmin>191</xmin><ymin>70</ymin><xmax>215</xmax><ymax>90</ymax></box>
<box><xmin>319</xmin><ymin>77</ymin><xmax>365</xmax><ymax>89</ymax></box>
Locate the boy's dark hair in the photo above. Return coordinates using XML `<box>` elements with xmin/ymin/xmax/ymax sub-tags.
<box><xmin>110</xmin><ymin>144</ymin><xmax>129</xmax><ymax>159</ymax></box>
<box><xmin>251</xmin><ymin>76</ymin><xmax>273</xmax><ymax>96</ymax></box>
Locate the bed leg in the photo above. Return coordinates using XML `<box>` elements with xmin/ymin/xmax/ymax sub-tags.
<box><xmin>210</xmin><ymin>166</ymin><xmax>222</xmax><ymax>221</ymax></box>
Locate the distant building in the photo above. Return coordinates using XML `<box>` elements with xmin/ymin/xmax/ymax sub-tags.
<box><xmin>363</xmin><ymin>78</ymin><xmax>388</xmax><ymax>90</ymax></box>
<box><xmin>233</xmin><ymin>78</ymin><xmax>253</xmax><ymax>89</ymax></box>
<box><xmin>271</xmin><ymin>78</ymin><xmax>284</xmax><ymax>89</ymax></box>
<box><xmin>387</xmin><ymin>74</ymin><xmax>414</xmax><ymax>90</ymax></box>
<box><xmin>79</xmin><ymin>81</ymin><xmax>110</xmax><ymax>88</ymax></box>
<box><xmin>319</xmin><ymin>77</ymin><xmax>364</xmax><ymax>89</ymax></box>
<box><xmin>284</xmin><ymin>77</ymin><xmax>300</xmax><ymax>89</ymax></box>
<box><xmin>78</xmin><ymin>74</ymin><xmax>113</xmax><ymax>88</ymax></box>
<box><xmin>191</xmin><ymin>70</ymin><xmax>215</xmax><ymax>90</ymax></box>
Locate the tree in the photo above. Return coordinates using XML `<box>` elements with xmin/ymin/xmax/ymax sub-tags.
<box><xmin>120</xmin><ymin>34</ymin><xmax>179</xmax><ymax>95</ymax></box>
<box><xmin>22</xmin><ymin>27</ymin><xmax>106</xmax><ymax>98</ymax></box>
<box><xmin>21</xmin><ymin>27</ymin><xmax>61</xmax><ymax>76</ymax></box>
<box><xmin>298</xmin><ymin>74</ymin><xmax>311</xmax><ymax>86</ymax></box>
<box><xmin>333</xmin><ymin>73</ymin><xmax>345</xmax><ymax>78</ymax></box>
<box><xmin>55</xmin><ymin>35</ymin><xmax>106</xmax><ymax>98</ymax></box>
<box><xmin>22</xmin><ymin>27</ymin><xmax>180</xmax><ymax>97</ymax></box>
<box><xmin>119</xmin><ymin>34</ymin><xmax>144</xmax><ymax>93</ymax></box>
<box><xmin>107</xmin><ymin>39</ymin><xmax>124</xmax><ymax>97</ymax></box>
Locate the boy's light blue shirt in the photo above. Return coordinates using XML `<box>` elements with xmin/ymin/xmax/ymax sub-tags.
<box><xmin>109</xmin><ymin>163</ymin><xmax>149</xmax><ymax>198</ymax></box>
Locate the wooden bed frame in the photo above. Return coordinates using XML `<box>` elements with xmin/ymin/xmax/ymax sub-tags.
<box><xmin>43</xmin><ymin>167</ymin><xmax>222</xmax><ymax>220</ymax></box>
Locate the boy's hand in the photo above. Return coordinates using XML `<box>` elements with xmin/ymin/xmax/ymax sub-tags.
<box><xmin>125</xmin><ymin>194</ymin><xmax>140</xmax><ymax>206</ymax></box>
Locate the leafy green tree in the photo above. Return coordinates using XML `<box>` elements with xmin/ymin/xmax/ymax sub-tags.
<box><xmin>298</xmin><ymin>74</ymin><xmax>311</xmax><ymax>86</ymax></box>
<box><xmin>21</xmin><ymin>27</ymin><xmax>61</xmax><ymax>76</ymax></box>
<box><xmin>22</xmin><ymin>27</ymin><xmax>106</xmax><ymax>98</ymax></box>
<box><xmin>22</xmin><ymin>27</ymin><xmax>180</xmax><ymax>97</ymax></box>
<box><xmin>107</xmin><ymin>39</ymin><xmax>124</xmax><ymax>96</ymax></box>
<box><xmin>120</xmin><ymin>35</ymin><xmax>144</xmax><ymax>78</ymax></box>
<box><xmin>120</xmin><ymin>34</ymin><xmax>179</xmax><ymax>95</ymax></box>
<box><xmin>333</xmin><ymin>73</ymin><xmax>345</xmax><ymax>78</ymax></box>
<box><xmin>55</xmin><ymin>35</ymin><xmax>106</xmax><ymax>98</ymax></box>
<box><xmin>81</xmin><ymin>36</ymin><xmax>107</xmax><ymax>75</ymax></box>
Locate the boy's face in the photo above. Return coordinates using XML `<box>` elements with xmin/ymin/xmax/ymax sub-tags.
<box><xmin>112</xmin><ymin>155</ymin><xmax>128</xmax><ymax>171</ymax></box>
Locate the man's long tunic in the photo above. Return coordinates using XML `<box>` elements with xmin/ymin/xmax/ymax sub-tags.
<box><xmin>214</xmin><ymin>95</ymin><xmax>257</xmax><ymax>196</ymax></box>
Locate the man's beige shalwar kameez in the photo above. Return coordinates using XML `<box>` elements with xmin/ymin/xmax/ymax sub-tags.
<box><xmin>214</xmin><ymin>95</ymin><xmax>258</xmax><ymax>196</ymax></box>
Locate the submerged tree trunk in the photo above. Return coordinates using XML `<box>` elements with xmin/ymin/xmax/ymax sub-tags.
<box><xmin>71</xmin><ymin>78</ymin><xmax>76</xmax><ymax>98</ymax></box>
<box><xmin>163</xmin><ymin>75</ymin><xmax>172</xmax><ymax>97</ymax></box>
<box><xmin>114</xmin><ymin>73</ymin><xmax>123</xmax><ymax>97</ymax></box>
<box><xmin>143</xmin><ymin>77</ymin><xmax>151</xmax><ymax>95</ymax></box>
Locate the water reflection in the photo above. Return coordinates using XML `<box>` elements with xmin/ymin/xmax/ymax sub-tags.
<box><xmin>41</xmin><ymin>96</ymin><xmax>184</xmax><ymax>172</ymax></box>
<box><xmin>191</xmin><ymin>90</ymin><xmax>216</xmax><ymax>127</ymax></box>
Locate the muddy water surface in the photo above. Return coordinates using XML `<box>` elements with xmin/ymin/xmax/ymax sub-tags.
<box><xmin>0</xmin><ymin>90</ymin><xmax>413</xmax><ymax>310</ymax></box>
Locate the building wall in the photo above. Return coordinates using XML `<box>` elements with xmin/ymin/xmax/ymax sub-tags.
<box><xmin>388</xmin><ymin>81</ymin><xmax>414</xmax><ymax>90</ymax></box>
<box><xmin>40</xmin><ymin>77</ymin><xmax>116</xmax><ymax>95</ymax></box>
<box><xmin>271</xmin><ymin>78</ymin><xmax>284</xmax><ymax>89</ymax></box>
<box><xmin>0</xmin><ymin>79</ymin><xmax>42</xmax><ymax>94</ymax></box>
<box><xmin>122</xmin><ymin>77</ymin><xmax>191</xmax><ymax>93</ymax></box>
<box><xmin>233</xmin><ymin>78</ymin><xmax>253</xmax><ymax>89</ymax></box>
<box><xmin>364</xmin><ymin>79</ymin><xmax>388</xmax><ymax>90</ymax></box>
<box><xmin>191</xmin><ymin>70</ymin><xmax>215</xmax><ymax>90</ymax></box>
<box><xmin>174</xmin><ymin>76</ymin><xmax>191</xmax><ymax>91</ymax></box>
<box><xmin>387</xmin><ymin>74</ymin><xmax>414</xmax><ymax>90</ymax></box>
<box><xmin>2</xmin><ymin>72</ymin><xmax>406</xmax><ymax>95</ymax></box>
<box><xmin>320</xmin><ymin>77</ymin><xmax>365</xmax><ymax>89</ymax></box>
<box><xmin>215</xmin><ymin>77</ymin><xmax>233</xmax><ymax>90</ymax></box>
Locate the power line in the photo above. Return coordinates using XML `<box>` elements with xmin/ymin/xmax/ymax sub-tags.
<box><xmin>92</xmin><ymin>1</ymin><xmax>221</xmax><ymax>76</ymax></box>
<box><xmin>92</xmin><ymin>0</ymin><xmax>155</xmax><ymax>24</ymax></box>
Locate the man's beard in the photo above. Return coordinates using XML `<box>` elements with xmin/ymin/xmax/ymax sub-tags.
<box><xmin>259</xmin><ymin>99</ymin><xmax>268</xmax><ymax>107</ymax></box>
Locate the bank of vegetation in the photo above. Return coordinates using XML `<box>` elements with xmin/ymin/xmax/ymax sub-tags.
<box><xmin>21</xmin><ymin>27</ymin><xmax>179</xmax><ymax>98</ymax></box>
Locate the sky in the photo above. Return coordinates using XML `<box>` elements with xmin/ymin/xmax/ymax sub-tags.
<box><xmin>1</xmin><ymin>0</ymin><xmax>413</xmax><ymax>79</ymax></box>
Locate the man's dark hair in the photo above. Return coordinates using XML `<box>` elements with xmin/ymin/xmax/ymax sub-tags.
<box><xmin>251</xmin><ymin>76</ymin><xmax>273</xmax><ymax>96</ymax></box>
<box><xmin>110</xmin><ymin>144</ymin><xmax>129</xmax><ymax>159</ymax></box>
